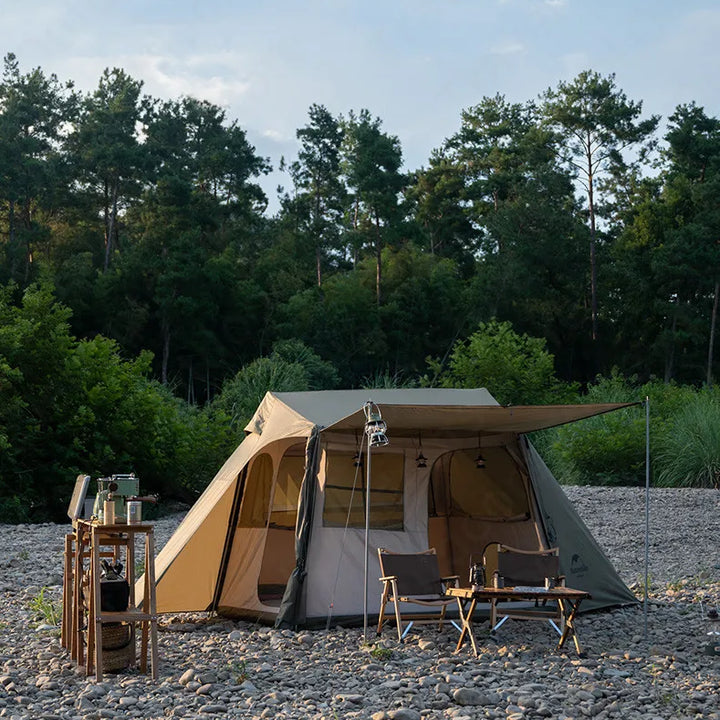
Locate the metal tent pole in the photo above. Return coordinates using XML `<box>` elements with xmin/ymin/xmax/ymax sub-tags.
<box><xmin>644</xmin><ymin>395</ymin><xmax>650</xmax><ymax>641</ymax></box>
<box><xmin>361</xmin><ymin>401</ymin><xmax>388</xmax><ymax>645</ymax></box>
<box><xmin>363</xmin><ymin>436</ymin><xmax>371</xmax><ymax>644</ymax></box>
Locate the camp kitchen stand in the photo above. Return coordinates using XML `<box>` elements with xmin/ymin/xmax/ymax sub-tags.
<box><xmin>61</xmin><ymin>519</ymin><xmax>159</xmax><ymax>680</ymax></box>
<box><xmin>446</xmin><ymin>585</ymin><xmax>590</xmax><ymax>656</ymax></box>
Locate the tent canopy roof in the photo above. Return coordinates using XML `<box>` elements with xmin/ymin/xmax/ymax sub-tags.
<box><xmin>264</xmin><ymin>389</ymin><xmax>638</xmax><ymax>438</ymax></box>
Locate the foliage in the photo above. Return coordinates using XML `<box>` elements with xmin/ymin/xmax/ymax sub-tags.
<box><xmin>429</xmin><ymin>320</ymin><xmax>577</xmax><ymax>405</ymax></box>
<box><xmin>4</xmin><ymin>57</ymin><xmax>720</xmax><ymax>503</ymax></box>
<box><xmin>535</xmin><ymin>372</ymin><xmax>709</xmax><ymax>486</ymax></box>
<box><xmin>0</xmin><ymin>283</ymin><xmax>230</xmax><ymax>519</ymax></box>
<box><xmin>212</xmin><ymin>356</ymin><xmax>309</xmax><ymax>433</ymax></box>
<box><xmin>270</xmin><ymin>338</ymin><xmax>340</xmax><ymax>391</ymax></box>
<box><xmin>656</xmin><ymin>391</ymin><xmax>720</xmax><ymax>488</ymax></box>
<box><xmin>28</xmin><ymin>587</ymin><xmax>60</xmax><ymax>626</ymax></box>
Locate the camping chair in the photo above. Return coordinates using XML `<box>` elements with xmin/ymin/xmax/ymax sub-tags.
<box><xmin>483</xmin><ymin>543</ymin><xmax>565</xmax><ymax>636</ymax></box>
<box><xmin>377</xmin><ymin>548</ymin><xmax>460</xmax><ymax>641</ymax></box>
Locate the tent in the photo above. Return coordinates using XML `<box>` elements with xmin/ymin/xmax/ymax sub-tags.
<box><xmin>145</xmin><ymin>388</ymin><xmax>639</xmax><ymax>627</ymax></box>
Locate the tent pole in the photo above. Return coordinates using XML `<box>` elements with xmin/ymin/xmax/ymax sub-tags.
<box><xmin>644</xmin><ymin>395</ymin><xmax>650</xmax><ymax>641</ymax></box>
<box><xmin>363</xmin><ymin>435</ymin><xmax>371</xmax><ymax>644</ymax></box>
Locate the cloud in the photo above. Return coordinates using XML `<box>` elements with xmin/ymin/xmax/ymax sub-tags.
<box><xmin>489</xmin><ymin>41</ymin><xmax>526</xmax><ymax>56</ymax></box>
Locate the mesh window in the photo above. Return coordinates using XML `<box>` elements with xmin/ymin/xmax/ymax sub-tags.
<box><xmin>323</xmin><ymin>452</ymin><xmax>404</xmax><ymax>530</ymax></box>
<box><xmin>270</xmin><ymin>455</ymin><xmax>304</xmax><ymax>528</ymax></box>
<box><xmin>430</xmin><ymin>447</ymin><xmax>530</xmax><ymax>519</ymax></box>
<box><xmin>238</xmin><ymin>453</ymin><xmax>273</xmax><ymax>528</ymax></box>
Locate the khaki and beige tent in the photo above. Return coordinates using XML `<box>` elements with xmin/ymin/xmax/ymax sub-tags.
<box><xmin>145</xmin><ymin>388</ymin><xmax>638</xmax><ymax>627</ymax></box>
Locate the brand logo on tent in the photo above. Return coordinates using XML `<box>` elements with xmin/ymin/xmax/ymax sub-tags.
<box><xmin>570</xmin><ymin>553</ymin><xmax>589</xmax><ymax>576</ymax></box>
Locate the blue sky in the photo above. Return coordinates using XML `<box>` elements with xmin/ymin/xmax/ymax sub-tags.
<box><xmin>3</xmin><ymin>0</ymin><xmax>720</xmax><ymax>210</ymax></box>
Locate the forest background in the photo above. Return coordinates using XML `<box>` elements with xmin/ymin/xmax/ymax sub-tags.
<box><xmin>1</xmin><ymin>54</ymin><xmax>719</xmax><ymax>521</ymax></box>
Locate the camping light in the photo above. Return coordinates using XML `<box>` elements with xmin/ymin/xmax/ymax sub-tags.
<box><xmin>416</xmin><ymin>433</ymin><xmax>428</xmax><ymax>468</ymax></box>
<box><xmin>475</xmin><ymin>434</ymin><xmax>486</xmax><ymax>469</ymax></box>
<box><xmin>364</xmin><ymin>402</ymin><xmax>389</xmax><ymax>448</ymax></box>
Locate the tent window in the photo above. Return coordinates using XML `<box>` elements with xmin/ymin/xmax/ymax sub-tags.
<box><xmin>323</xmin><ymin>452</ymin><xmax>404</xmax><ymax>530</ymax></box>
<box><xmin>430</xmin><ymin>447</ymin><xmax>530</xmax><ymax>519</ymax></box>
<box><xmin>270</xmin><ymin>455</ymin><xmax>305</xmax><ymax>529</ymax></box>
<box><xmin>238</xmin><ymin>453</ymin><xmax>273</xmax><ymax>528</ymax></box>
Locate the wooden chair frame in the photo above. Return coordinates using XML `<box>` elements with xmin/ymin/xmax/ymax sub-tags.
<box><xmin>376</xmin><ymin>547</ymin><xmax>459</xmax><ymax>641</ymax></box>
<box><xmin>484</xmin><ymin>543</ymin><xmax>565</xmax><ymax>635</ymax></box>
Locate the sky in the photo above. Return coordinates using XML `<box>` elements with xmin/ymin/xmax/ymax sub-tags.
<box><xmin>3</xmin><ymin>0</ymin><xmax>720</xmax><ymax>212</ymax></box>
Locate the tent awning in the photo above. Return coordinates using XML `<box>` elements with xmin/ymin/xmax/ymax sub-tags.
<box><xmin>325</xmin><ymin>402</ymin><xmax>640</xmax><ymax>437</ymax></box>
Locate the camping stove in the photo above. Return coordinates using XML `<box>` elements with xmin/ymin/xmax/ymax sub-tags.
<box><xmin>92</xmin><ymin>473</ymin><xmax>140</xmax><ymax>522</ymax></box>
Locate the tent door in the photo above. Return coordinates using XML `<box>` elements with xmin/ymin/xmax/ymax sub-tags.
<box><xmin>257</xmin><ymin>446</ymin><xmax>306</xmax><ymax>605</ymax></box>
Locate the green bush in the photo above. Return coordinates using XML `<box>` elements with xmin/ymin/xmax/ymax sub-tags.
<box><xmin>656</xmin><ymin>391</ymin><xmax>720</xmax><ymax>488</ymax></box>
<box><xmin>428</xmin><ymin>319</ymin><xmax>577</xmax><ymax>405</ymax></box>
<box><xmin>212</xmin><ymin>356</ymin><xmax>309</xmax><ymax>432</ymax></box>
<box><xmin>536</xmin><ymin>372</ymin><xmax>710</xmax><ymax>486</ymax></box>
<box><xmin>0</xmin><ymin>283</ymin><xmax>233</xmax><ymax>520</ymax></box>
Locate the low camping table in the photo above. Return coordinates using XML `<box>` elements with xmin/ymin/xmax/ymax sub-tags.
<box><xmin>446</xmin><ymin>586</ymin><xmax>590</xmax><ymax>656</ymax></box>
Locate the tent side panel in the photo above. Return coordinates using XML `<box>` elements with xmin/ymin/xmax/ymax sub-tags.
<box><xmin>154</xmin><ymin>479</ymin><xmax>237</xmax><ymax>612</ymax></box>
<box><xmin>524</xmin><ymin>440</ymin><xmax>637</xmax><ymax>610</ymax></box>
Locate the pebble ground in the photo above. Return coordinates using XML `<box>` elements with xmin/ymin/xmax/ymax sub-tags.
<box><xmin>0</xmin><ymin>487</ymin><xmax>718</xmax><ymax>719</ymax></box>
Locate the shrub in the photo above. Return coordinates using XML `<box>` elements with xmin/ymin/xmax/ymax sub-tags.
<box><xmin>428</xmin><ymin>320</ymin><xmax>577</xmax><ymax>405</ymax></box>
<box><xmin>656</xmin><ymin>391</ymin><xmax>720</xmax><ymax>488</ymax></box>
<box><xmin>536</xmin><ymin>372</ymin><xmax>707</xmax><ymax>486</ymax></box>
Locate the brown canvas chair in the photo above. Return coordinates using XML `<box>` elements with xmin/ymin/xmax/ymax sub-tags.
<box><xmin>483</xmin><ymin>543</ymin><xmax>565</xmax><ymax>635</ymax></box>
<box><xmin>377</xmin><ymin>548</ymin><xmax>460</xmax><ymax>641</ymax></box>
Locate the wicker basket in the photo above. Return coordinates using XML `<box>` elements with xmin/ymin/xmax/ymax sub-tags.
<box><xmin>102</xmin><ymin>643</ymin><xmax>134</xmax><ymax>673</ymax></box>
<box><xmin>102</xmin><ymin>623</ymin><xmax>131</xmax><ymax>650</ymax></box>
<box><xmin>100</xmin><ymin>623</ymin><xmax>133</xmax><ymax>673</ymax></box>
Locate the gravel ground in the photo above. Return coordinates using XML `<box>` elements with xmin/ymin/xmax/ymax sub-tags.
<box><xmin>0</xmin><ymin>487</ymin><xmax>718</xmax><ymax>720</ymax></box>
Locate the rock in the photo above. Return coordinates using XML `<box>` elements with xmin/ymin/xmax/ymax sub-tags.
<box><xmin>387</xmin><ymin>709</ymin><xmax>421</xmax><ymax>720</ymax></box>
<box><xmin>198</xmin><ymin>703</ymin><xmax>227</xmax><ymax>713</ymax></box>
<box><xmin>453</xmin><ymin>687</ymin><xmax>490</xmax><ymax>706</ymax></box>
<box><xmin>178</xmin><ymin>669</ymin><xmax>195</xmax><ymax>686</ymax></box>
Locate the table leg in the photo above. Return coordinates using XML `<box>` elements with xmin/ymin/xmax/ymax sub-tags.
<box><xmin>454</xmin><ymin>597</ymin><xmax>478</xmax><ymax>656</ymax></box>
<box><xmin>557</xmin><ymin>598</ymin><xmax>583</xmax><ymax>654</ymax></box>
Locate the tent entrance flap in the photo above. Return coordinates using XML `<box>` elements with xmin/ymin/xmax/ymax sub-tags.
<box><xmin>275</xmin><ymin>427</ymin><xmax>322</xmax><ymax>628</ymax></box>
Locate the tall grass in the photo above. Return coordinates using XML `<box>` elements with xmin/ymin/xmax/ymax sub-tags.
<box><xmin>656</xmin><ymin>392</ymin><xmax>720</xmax><ymax>488</ymax></box>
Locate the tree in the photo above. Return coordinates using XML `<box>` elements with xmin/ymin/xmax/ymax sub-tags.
<box><xmin>68</xmin><ymin>68</ymin><xmax>148</xmax><ymax>270</ymax></box>
<box><xmin>343</xmin><ymin>110</ymin><xmax>405</xmax><ymax>304</ymax></box>
<box><xmin>436</xmin><ymin>95</ymin><xmax>589</xmax><ymax>378</ymax></box>
<box><xmin>406</xmin><ymin>157</ymin><xmax>476</xmax><ymax>275</ymax></box>
<box><xmin>0</xmin><ymin>283</ymin><xmax>229</xmax><ymax>520</ymax></box>
<box><xmin>542</xmin><ymin>71</ymin><xmax>659</xmax><ymax>344</ymax></box>
<box><xmin>99</xmin><ymin>97</ymin><xmax>271</xmax><ymax>391</ymax></box>
<box><xmin>653</xmin><ymin>104</ymin><xmax>720</xmax><ymax>384</ymax></box>
<box><xmin>287</xmin><ymin>104</ymin><xmax>346</xmax><ymax>286</ymax></box>
<box><xmin>0</xmin><ymin>54</ymin><xmax>77</xmax><ymax>283</ymax></box>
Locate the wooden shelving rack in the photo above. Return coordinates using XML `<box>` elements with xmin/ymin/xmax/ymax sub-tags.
<box><xmin>61</xmin><ymin>519</ymin><xmax>159</xmax><ymax>681</ymax></box>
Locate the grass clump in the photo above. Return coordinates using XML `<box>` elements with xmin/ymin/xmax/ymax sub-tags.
<box><xmin>29</xmin><ymin>587</ymin><xmax>60</xmax><ymax>627</ymax></box>
<box><xmin>656</xmin><ymin>392</ymin><xmax>720</xmax><ymax>488</ymax></box>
